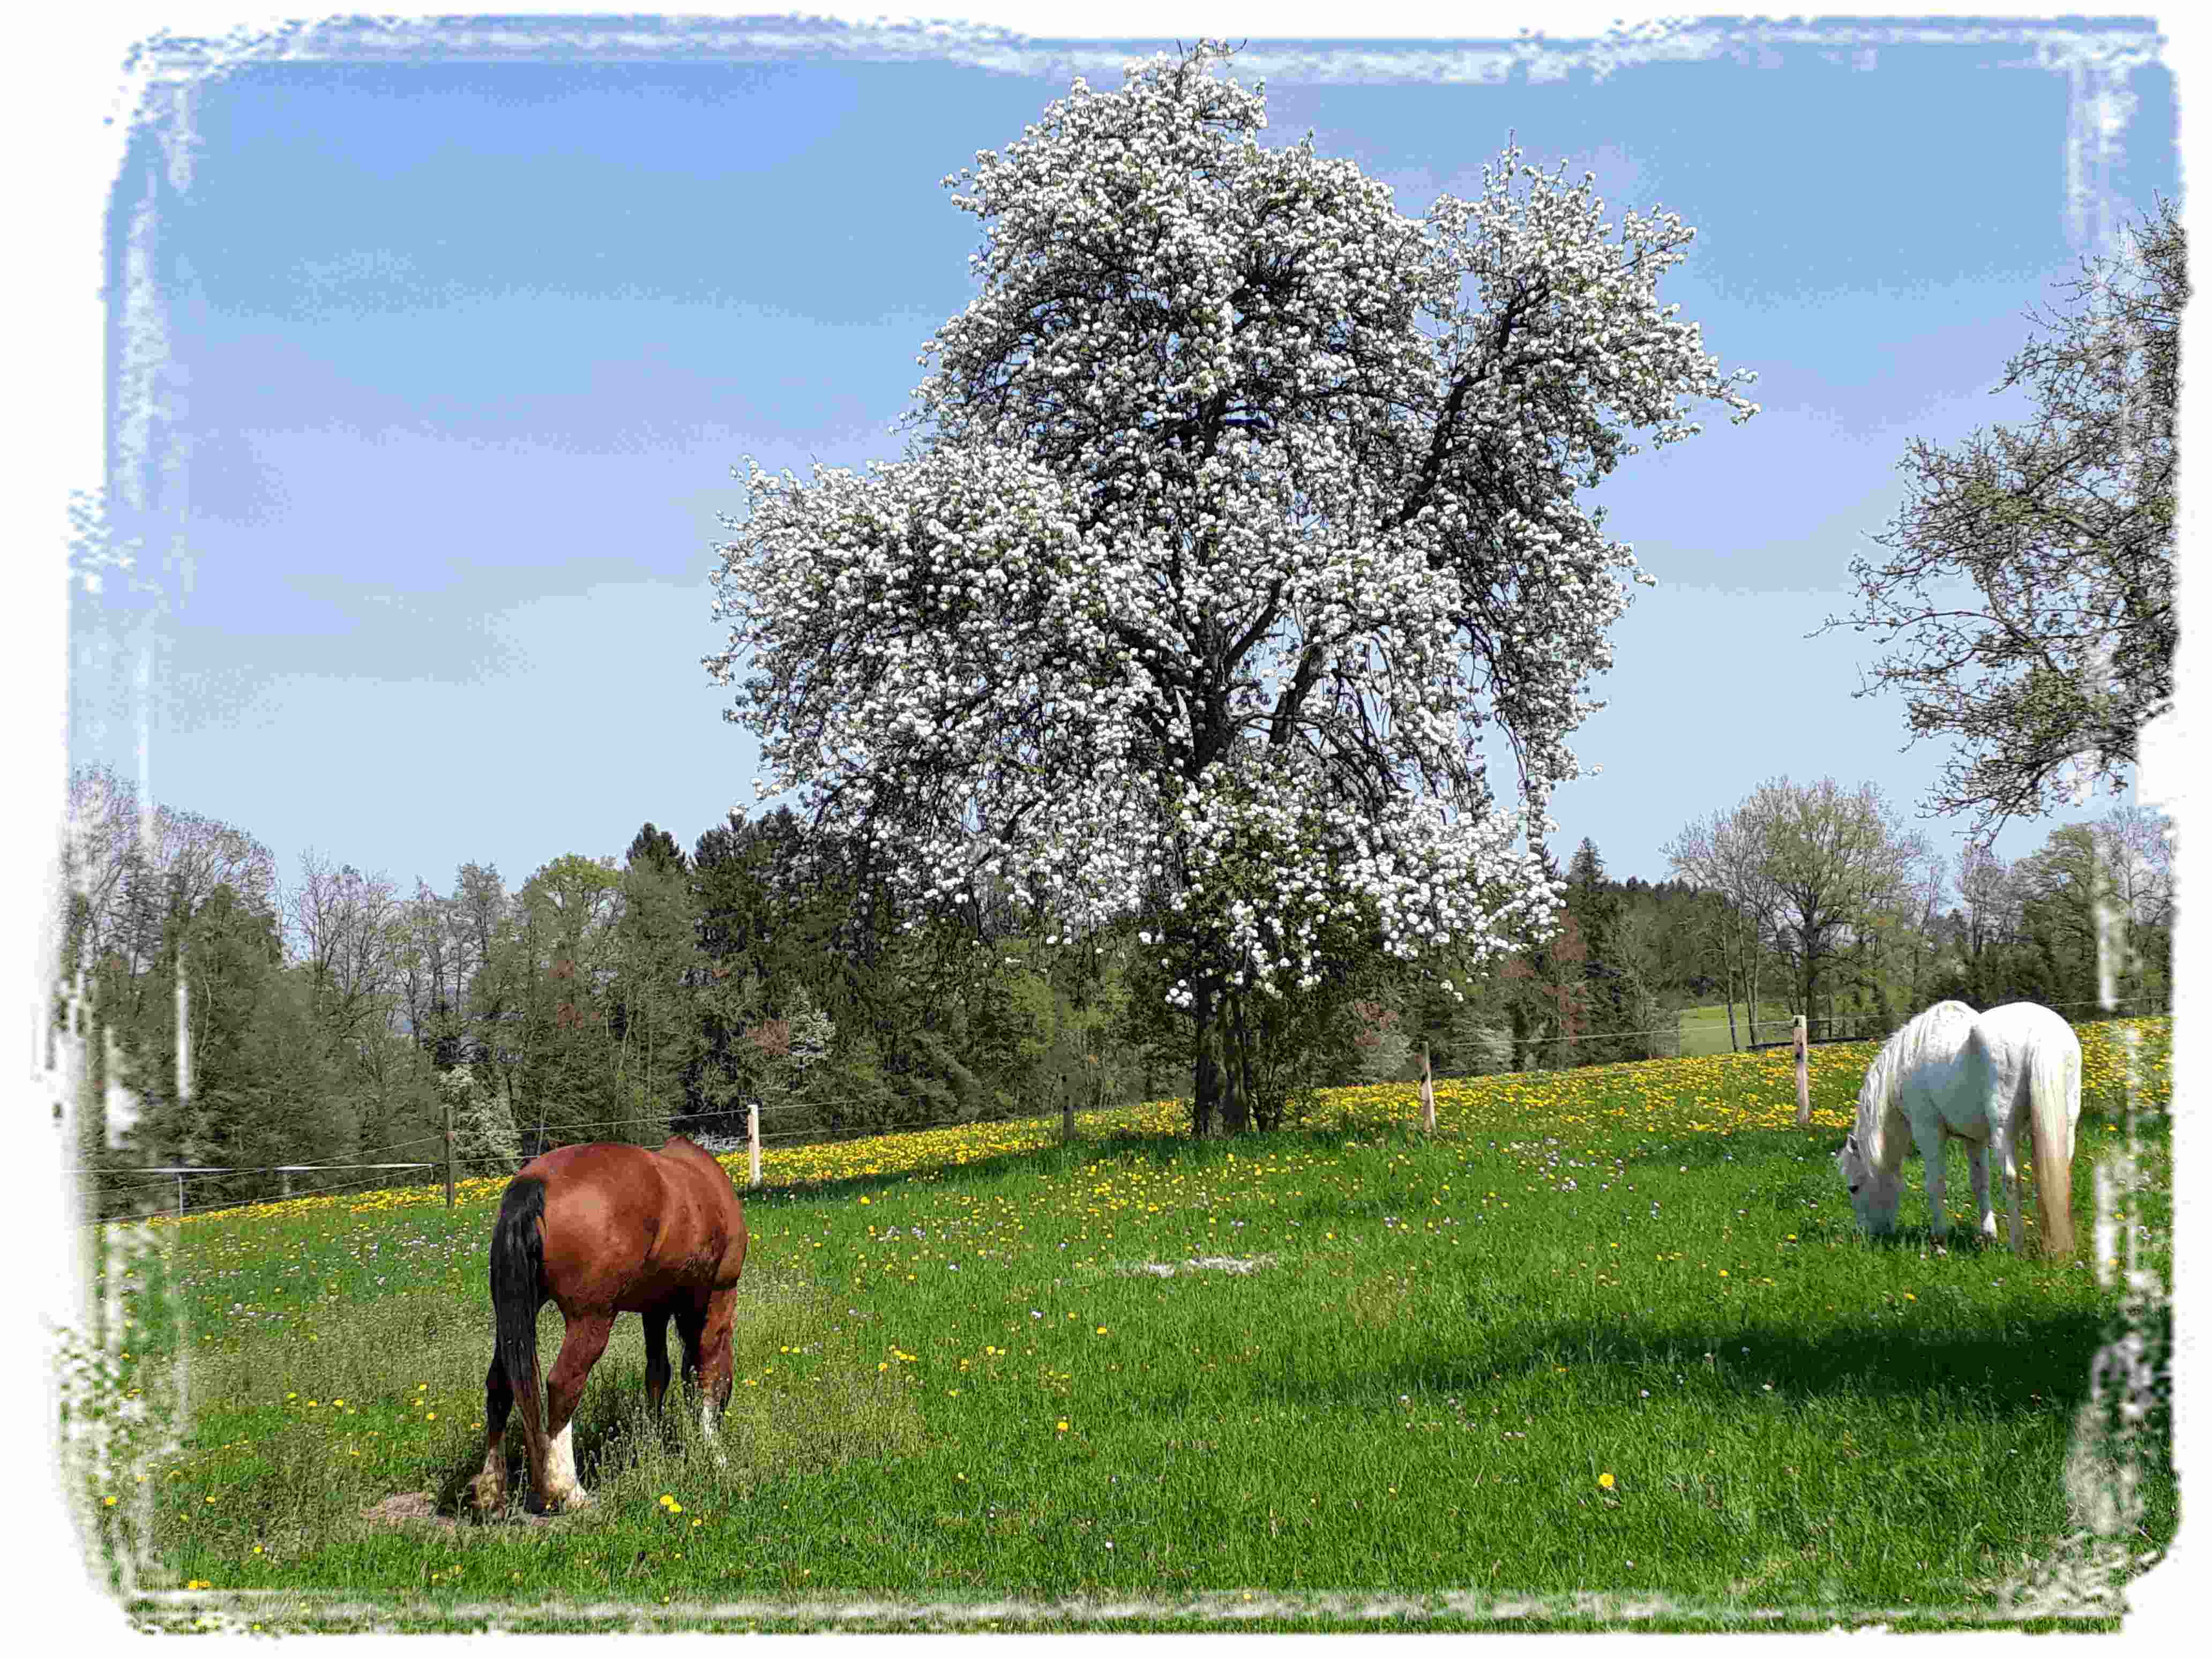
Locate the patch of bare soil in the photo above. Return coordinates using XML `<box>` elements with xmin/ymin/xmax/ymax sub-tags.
<box><xmin>1118</xmin><ymin>1253</ymin><xmax>1279</xmax><ymax>1277</ymax></box>
<box><xmin>361</xmin><ymin>1491</ymin><xmax>563</xmax><ymax>1529</ymax></box>
<box><xmin>361</xmin><ymin>1492</ymin><xmax>456</xmax><ymax>1529</ymax></box>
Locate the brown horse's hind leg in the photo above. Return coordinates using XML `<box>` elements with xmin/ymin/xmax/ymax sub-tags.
<box><xmin>675</xmin><ymin>1300</ymin><xmax>707</xmax><ymax>1396</ymax></box>
<box><xmin>644</xmin><ymin>1307</ymin><xmax>672</xmax><ymax>1417</ymax></box>
<box><xmin>471</xmin><ymin>1356</ymin><xmax>515</xmax><ymax>1514</ymax></box>
<box><xmin>700</xmin><ymin>1288</ymin><xmax>738</xmax><ymax>1417</ymax></box>
<box><xmin>673</xmin><ymin>1298</ymin><xmax>729</xmax><ymax>1447</ymax></box>
<box><xmin>538</xmin><ymin>1312</ymin><xmax>613</xmax><ymax>1512</ymax></box>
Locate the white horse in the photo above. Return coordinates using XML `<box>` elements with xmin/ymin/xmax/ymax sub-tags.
<box><xmin>1834</xmin><ymin>1000</ymin><xmax>2081</xmax><ymax>1257</ymax></box>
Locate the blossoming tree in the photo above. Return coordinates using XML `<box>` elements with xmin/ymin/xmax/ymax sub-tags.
<box><xmin>706</xmin><ymin>42</ymin><xmax>1758</xmax><ymax>1134</ymax></box>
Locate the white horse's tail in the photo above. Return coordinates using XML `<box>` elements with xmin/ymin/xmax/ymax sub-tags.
<box><xmin>2026</xmin><ymin>1025</ymin><xmax>2080</xmax><ymax>1259</ymax></box>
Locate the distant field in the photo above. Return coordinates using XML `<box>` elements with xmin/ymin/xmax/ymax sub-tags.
<box><xmin>1676</xmin><ymin>1003</ymin><xmax>1798</xmax><ymax>1057</ymax></box>
<box><xmin>75</xmin><ymin>1019</ymin><xmax>2173</xmax><ymax>1634</ymax></box>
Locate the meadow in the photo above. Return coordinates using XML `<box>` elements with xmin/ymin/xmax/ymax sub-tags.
<box><xmin>1675</xmin><ymin>1002</ymin><xmax>1802</xmax><ymax>1057</ymax></box>
<box><xmin>70</xmin><ymin>1019</ymin><xmax>2174</xmax><ymax>1633</ymax></box>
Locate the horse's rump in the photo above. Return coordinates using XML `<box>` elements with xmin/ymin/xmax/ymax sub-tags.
<box><xmin>1977</xmin><ymin>1002</ymin><xmax>2082</xmax><ymax>1257</ymax></box>
<box><xmin>520</xmin><ymin>1139</ymin><xmax>748</xmax><ymax>1313</ymax></box>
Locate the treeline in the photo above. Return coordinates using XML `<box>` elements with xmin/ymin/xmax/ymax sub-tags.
<box><xmin>55</xmin><ymin>764</ymin><xmax>2171</xmax><ymax>1221</ymax></box>
<box><xmin>1663</xmin><ymin>780</ymin><xmax>2173</xmax><ymax>1049</ymax></box>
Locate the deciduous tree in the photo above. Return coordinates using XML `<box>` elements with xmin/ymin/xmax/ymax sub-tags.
<box><xmin>283</xmin><ymin>848</ymin><xmax>403</xmax><ymax>1056</ymax></box>
<box><xmin>707</xmin><ymin>41</ymin><xmax>1757</xmax><ymax>1134</ymax></box>
<box><xmin>1822</xmin><ymin>200</ymin><xmax>2180</xmax><ymax>839</ymax></box>
<box><xmin>1663</xmin><ymin>809</ymin><xmax>1784</xmax><ymax>1049</ymax></box>
<box><xmin>1670</xmin><ymin>780</ymin><xmax>1924</xmax><ymax>1042</ymax></box>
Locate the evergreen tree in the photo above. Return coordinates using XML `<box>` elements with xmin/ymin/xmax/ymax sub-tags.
<box><xmin>612</xmin><ymin>835</ymin><xmax>704</xmax><ymax>1136</ymax></box>
<box><xmin>177</xmin><ymin>886</ymin><xmax>344</xmax><ymax>1209</ymax></box>
<box><xmin>625</xmin><ymin>822</ymin><xmax>687</xmax><ymax>877</ymax></box>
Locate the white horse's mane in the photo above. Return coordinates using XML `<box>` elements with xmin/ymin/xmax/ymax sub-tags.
<box><xmin>1848</xmin><ymin>1000</ymin><xmax>1976</xmax><ymax>1170</ymax></box>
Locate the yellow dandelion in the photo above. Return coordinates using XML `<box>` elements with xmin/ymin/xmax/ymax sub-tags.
<box><xmin>1598</xmin><ymin>1472</ymin><xmax>1616</xmax><ymax>1490</ymax></box>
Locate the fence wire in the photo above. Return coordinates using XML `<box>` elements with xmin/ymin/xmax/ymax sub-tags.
<box><xmin>81</xmin><ymin>996</ymin><xmax>2169</xmax><ymax>1225</ymax></box>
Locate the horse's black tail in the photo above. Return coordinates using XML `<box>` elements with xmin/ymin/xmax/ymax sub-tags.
<box><xmin>490</xmin><ymin>1175</ymin><xmax>547</xmax><ymax>1463</ymax></box>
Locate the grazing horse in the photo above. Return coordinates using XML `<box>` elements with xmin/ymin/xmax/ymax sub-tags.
<box><xmin>1835</xmin><ymin>1000</ymin><xmax>2081</xmax><ymax>1257</ymax></box>
<box><xmin>470</xmin><ymin>1136</ymin><xmax>749</xmax><ymax>1515</ymax></box>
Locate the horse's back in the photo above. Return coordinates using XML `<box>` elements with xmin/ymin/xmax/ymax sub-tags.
<box><xmin>521</xmin><ymin>1139</ymin><xmax>746</xmax><ymax>1312</ymax></box>
<box><xmin>1906</xmin><ymin>999</ymin><xmax>1978</xmax><ymax>1057</ymax></box>
<box><xmin>1891</xmin><ymin>1001</ymin><xmax>1980</xmax><ymax>1098</ymax></box>
<box><xmin>1976</xmin><ymin>1000</ymin><xmax>2080</xmax><ymax>1057</ymax></box>
<box><xmin>649</xmin><ymin>1138</ymin><xmax>749</xmax><ymax>1292</ymax></box>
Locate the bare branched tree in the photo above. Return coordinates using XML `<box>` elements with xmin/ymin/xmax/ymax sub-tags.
<box><xmin>1821</xmin><ymin>199</ymin><xmax>2180</xmax><ymax>841</ymax></box>
<box><xmin>285</xmin><ymin>848</ymin><xmax>405</xmax><ymax>1052</ymax></box>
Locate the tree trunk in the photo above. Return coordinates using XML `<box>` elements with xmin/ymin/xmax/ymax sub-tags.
<box><xmin>1190</xmin><ymin>977</ymin><xmax>1221</xmax><ymax>1137</ymax></box>
<box><xmin>1221</xmin><ymin>992</ymin><xmax>1250</xmax><ymax>1135</ymax></box>
<box><xmin>1746</xmin><ymin>928</ymin><xmax>1762</xmax><ymax>1047</ymax></box>
<box><xmin>1721</xmin><ymin>926</ymin><xmax>1741</xmax><ymax>1051</ymax></box>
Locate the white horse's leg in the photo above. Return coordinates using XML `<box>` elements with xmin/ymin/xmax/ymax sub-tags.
<box><xmin>543</xmin><ymin>1421</ymin><xmax>590</xmax><ymax>1510</ymax></box>
<box><xmin>1910</xmin><ymin>1109</ymin><xmax>1948</xmax><ymax>1247</ymax></box>
<box><xmin>700</xmin><ymin>1394</ymin><xmax>730</xmax><ymax>1469</ymax></box>
<box><xmin>1967</xmin><ymin>1143</ymin><xmax>1997</xmax><ymax>1239</ymax></box>
<box><xmin>1995</xmin><ymin>1125</ymin><xmax>2023</xmax><ymax>1254</ymax></box>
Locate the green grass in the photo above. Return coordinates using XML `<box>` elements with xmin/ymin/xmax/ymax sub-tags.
<box><xmin>71</xmin><ymin>1020</ymin><xmax>2174</xmax><ymax>1633</ymax></box>
<box><xmin>1676</xmin><ymin>1002</ymin><xmax>1797</xmax><ymax>1057</ymax></box>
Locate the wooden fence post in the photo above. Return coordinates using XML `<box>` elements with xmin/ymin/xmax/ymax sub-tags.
<box><xmin>1793</xmin><ymin>1014</ymin><xmax>1810</xmax><ymax>1126</ymax></box>
<box><xmin>1420</xmin><ymin>1043</ymin><xmax>1437</xmax><ymax>1134</ymax></box>
<box><xmin>1062</xmin><ymin>1074</ymin><xmax>1075</xmax><ymax>1145</ymax></box>
<box><xmin>748</xmin><ymin>1101</ymin><xmax>761</xmax><ymax>1190</ymax></box>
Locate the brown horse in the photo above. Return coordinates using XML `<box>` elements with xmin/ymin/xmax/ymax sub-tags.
<box><xmin>469</xmin><ymin>1135</ymin><xmax>749</xmax><ymax>1515</ymax></box>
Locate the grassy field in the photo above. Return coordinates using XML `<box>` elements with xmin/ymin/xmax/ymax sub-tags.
<box><xmin>1676</xmin><ymin>1002</ymin><xmax>1798</xmax><ymax>1057</ymax></box>
<box><xmin>68</xmin><ymin>1019</ymin><xmax>2174</xmax><ymax>1633</ymax></box>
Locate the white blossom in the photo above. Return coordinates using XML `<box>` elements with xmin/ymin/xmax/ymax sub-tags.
<box><xmin>704</xmin><ymin>41</ymin><xmax>1755</xmax><ymax>1015</ymax></box>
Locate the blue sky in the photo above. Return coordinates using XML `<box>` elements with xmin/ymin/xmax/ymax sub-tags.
<box><xmin>72</xmin><ymin>15</ymin><xmax>2182</xmax><ymax>909</ymax></box>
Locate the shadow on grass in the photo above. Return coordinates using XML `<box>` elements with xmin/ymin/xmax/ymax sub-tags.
<box><xmin>1274</xmin><ymin>1305</ymin><xmax>2113</xmax><ymax>1423</ymax></box>
<box><xmin>432</xmin><ymin>1385</ymin><xmax>704</xmax><ymax>1523</ymax></box>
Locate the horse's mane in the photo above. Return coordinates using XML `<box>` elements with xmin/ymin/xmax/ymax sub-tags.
<box><xmin>1852</xmin><ymin>1000</ymin><xmax>1977</xmax><ymax>1165</ymax></box>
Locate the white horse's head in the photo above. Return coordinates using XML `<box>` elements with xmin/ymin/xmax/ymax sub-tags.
<box><xmin>1835</xmin><ymin>1125</ymin><xmax>1902</xmax><ymax>1234</ymax></box>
